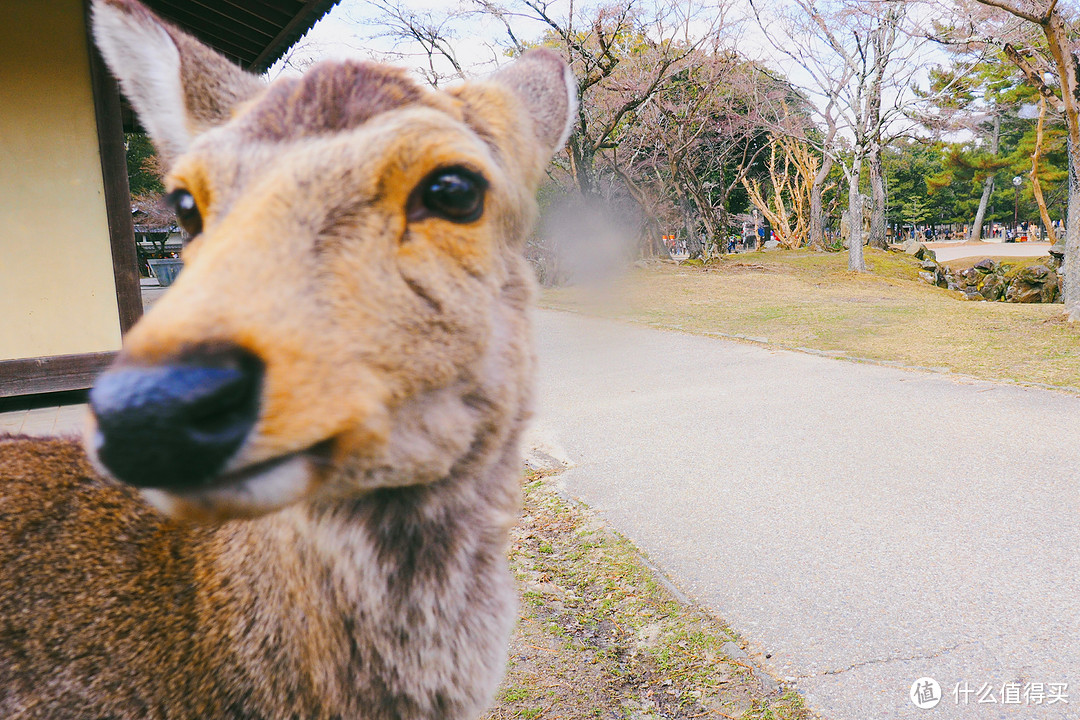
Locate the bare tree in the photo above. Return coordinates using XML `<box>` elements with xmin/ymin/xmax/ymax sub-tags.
<box><xmin>753</xmin><ymin>0</ymin><xmax>942</xmax><ymax>270</ymax></box>
<box><xmin>742</xmin><ymin>135</ymin><xmax>818</xmax><ymax>248</ymax></box>
<box><xmin>469</xmin><ymin>0</ymin><xmax>719</xmax><ymax>198</ymax></box>
<box><xmin>357</xmin><ymin>0</ymin><xmax>468</xmax><ymax>87</ymax></box>
<box><xmin>809</xmin><ymin>94</ymin><xmax>842</xmax><ymax>249</ymax></box>
<box><xmin>599</xmin><ymin>44</ymin><xmax>807</xmax><ymax>258</ymax></box>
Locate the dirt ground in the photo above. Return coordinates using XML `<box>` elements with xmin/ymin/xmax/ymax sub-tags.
<box><xmin>482</xmin><ymin>470</ymin><xmax>809</xmax><ymax>720</ymax></box>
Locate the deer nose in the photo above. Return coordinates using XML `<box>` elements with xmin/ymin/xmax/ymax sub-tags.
<box><xmin>89</xmin><ymin>347</ymin><xmax>264</xmax><ymax>492</ymax></box>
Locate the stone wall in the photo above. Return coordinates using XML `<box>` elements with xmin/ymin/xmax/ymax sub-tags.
<box><xmin>909</xmin><ymin>243</ymin><xmax>1064</xmax><ymax>304</ymax></box>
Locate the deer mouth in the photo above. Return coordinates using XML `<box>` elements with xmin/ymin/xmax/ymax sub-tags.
<box><xmin>139</xmin><ymin>447</ymin><xmax>323</xmax><ymax>521</ymax></box>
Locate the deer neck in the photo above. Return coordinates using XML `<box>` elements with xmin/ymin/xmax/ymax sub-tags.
<box><xmin>201</xmin><ymin>433</ymin><xmax>522</xmax><ymax>719</ymax></box>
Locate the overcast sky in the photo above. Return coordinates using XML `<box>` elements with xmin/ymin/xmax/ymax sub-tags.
<box><xmin>268</xmin><ymin>0</ymin><xmax>550</xmax><ymax>79</ymax></box>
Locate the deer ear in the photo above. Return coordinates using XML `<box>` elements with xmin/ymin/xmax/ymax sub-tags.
<box><xmin>92</xmin><ymin>0</ymin><xmax>265</xmax><ymax>166</ymax></box>
<box><xmin>487</xmin><ymin>48</ymin><xmax>578</xmax><ymax>158</ymax></box>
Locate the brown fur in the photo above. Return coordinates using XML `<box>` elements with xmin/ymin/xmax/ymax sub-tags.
<box><xmin>0</xmin><ymin>1</ymin><xmax>576</xmax><ymax>718</ymax></box>
<box><xmin>238</xmin><ymin>61</ymin><xmax>433</xmax><ymax>142</ymax></box>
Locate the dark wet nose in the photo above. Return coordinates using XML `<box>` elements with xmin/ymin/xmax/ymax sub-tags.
<box><xmin>89</xmin><ymin>347</ymin><xmax>263</xmax><ymax>491</ymax></box>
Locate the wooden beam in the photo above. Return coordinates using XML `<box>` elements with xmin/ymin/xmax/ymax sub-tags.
<box><xmin>147</xmin><ymin>3</ymin><xmax>268</xmax><ymax>60</ymax></box>
<box><xmin>86</xmin><ymin>0</ymin><xmax>143</xmax><ymax>336</ymax></box>
<box><xmin>250</xmin><ymin>0</ymin><xmax>339</xmax><ymax>72</ymax></box>
<box><xmin>155</xmin><ymin>0</ymin><xmax>279</xmax><ymax>41</ymax></box>
<box><xmin>0</xmin><ymin>353</ymin><xmax>116</xmax><ymax>399</ymax></box>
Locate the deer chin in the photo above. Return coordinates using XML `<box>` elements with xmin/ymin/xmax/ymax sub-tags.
<box><xmin>141</xmin><ymin>451</ymin><xmax>318</xmax><ymax>522</ymax></box>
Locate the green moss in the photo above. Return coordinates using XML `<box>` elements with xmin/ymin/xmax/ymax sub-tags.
<box><xmin>500</xmin><ymin>687</ymin><xmax>531</xmax><ymax>703</ymax></box>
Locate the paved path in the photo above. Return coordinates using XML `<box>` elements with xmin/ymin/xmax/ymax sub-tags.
<box><xmin>530</xmin><ymin>310</ymin><xmax>1080</xmax><ymax>720</ymax></box>
<box><xmin>928</xmin><ymin>242</ymin><xmax>1051</xmax><ymax>263</ymax></box>
<box><xmin>0</xmin><ymin>403</ymin><xmax>86</xmax><ymax>437</ymax></box>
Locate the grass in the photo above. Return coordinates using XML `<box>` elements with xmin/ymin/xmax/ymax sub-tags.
<box><xmin>482</xmin><ymin>470</ymin><xmax>808</xmax><ymax>720</ymax></box>
<box><xmin>540</xmin><ymin>248</ymin><xmax>1080</xmax><ymax>390</ymax></box>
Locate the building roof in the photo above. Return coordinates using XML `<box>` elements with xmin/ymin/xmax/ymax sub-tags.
<box><xmin>120</xmin><ymin>1</ymin><xmax>340</xmax><ymax>131</ymax></box>
<box><xmin>141</xmin><ymin>0</ymin><xmax>340</xmax><ymax>72</ymax></box>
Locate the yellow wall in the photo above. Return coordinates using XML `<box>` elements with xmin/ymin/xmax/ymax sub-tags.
<box><xmin>0</xmin><ymin>0</ymin><xmax>123</xmax><ymax>361</ymax></box>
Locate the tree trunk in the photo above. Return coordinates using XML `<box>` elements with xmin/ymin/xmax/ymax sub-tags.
<box><xmin>684</xmin><ymin>179</ymin><xmax>722</xmax><ymax>256</ymax></box>
<box><xmin>568</xmin><ymin>134</ymin><xmax>597</xmax><ymax>198</ymax></box>
<box><xmin>809</xmin><ymin>154</ymin><xmax>834</xmax><ymax>250</ymax></box>
<box><xmin>681</xmin><ymin>196</ymin><xmax>703</xmax><ymax>259</ymax></box>
<box><xmin>1031</xmin><ymin>95</ymin><xmax>1058</xmax><ymax>245</ymax></box>
<box><xmin>868</xmin><ymin>148</ymin><xmax>887</xmax><ymax>248</ymax></box>
<box><xmin>715</xmin><ymin>185</ymin><xmax>731</xmax><ymax>254</ymax></box>
<box><xmin>847</xmin><ymin>153</ymin><xmax>866</xmax><ymax>272</ymax></box>
<box><xmin>1041</xmin><ymin>11</ymin><xmax>1080</xmax><ymax>318</ymax></box>
<box><xmin>1065</xmin><ymin>137</ymin><xmax>1080</xmax><ymax>319</ymax></box>
<box><xmin>969</xmin><ymin>114</ymin><xmax>1000</xmax><ymax>242</ymax></box>
<box><xmin>970</xmin><ymin>178</ymin><xmax>994</xmax><ymax>241</ymax></box>
<box><xmin>698</xmin><ymin>205</ymin><xmax>719</xmax><ymax>257</ymax></box>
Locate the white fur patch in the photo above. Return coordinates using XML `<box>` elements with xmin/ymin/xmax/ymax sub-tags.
<box><xmin>92</xmin><ymin>1</ymin><xmax>191</xmax><ymax>159</ymax></box>
<box><xmin>140</xmin><ymin>488</ymin><xmax>178</xmax><ymax>516</ymax></box>
<box><xmin>556</xmin><ymin>63</ymin><xmax>579</xmax><ymax>150</ymax></box>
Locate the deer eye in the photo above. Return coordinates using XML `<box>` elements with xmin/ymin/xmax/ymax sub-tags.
<box><xmin>165</xmin><ymin>189</ymin><xmax>203</xmax><ymax>238</ymax></box>
<box><xmin>407</xmin><ymin>167</ymin><xmax>487</xmax><ymax>224</ymax></box>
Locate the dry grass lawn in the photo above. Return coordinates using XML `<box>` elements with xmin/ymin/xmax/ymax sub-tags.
<box><xmin>540</xmin><ymin>248</ymin><xmax>1080</xmax><ymax>390</ymax></box>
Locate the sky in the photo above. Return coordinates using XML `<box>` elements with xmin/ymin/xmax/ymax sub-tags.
<box><xmin>268</xmin><ymin>0</ymin><xmax>550</xmax><ymax>79</ymax></box>
<box><xmin>271</xmin><ymin>0</ymin><xmax>772</xmax><ymax>79</ymax></box>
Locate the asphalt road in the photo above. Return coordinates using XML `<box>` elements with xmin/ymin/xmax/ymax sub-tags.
<box><xmin>528</xmin><ymin>309</ymin><xmax>1080</xmax><ymax>720</ymax></box>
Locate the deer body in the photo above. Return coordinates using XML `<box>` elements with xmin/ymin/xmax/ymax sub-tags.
<box><xmin>0</xmin><ymin>433</ymin><xmax>518</xmax><ymax>719</ymax></box>
<box><xmin>0</xmin><ymin>1</ymin><xmax>575</xmax><ymax>717</ymax></box>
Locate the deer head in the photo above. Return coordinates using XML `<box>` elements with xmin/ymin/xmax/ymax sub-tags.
<box><xmin>88</xmin><ymin>0</ymin><xmax>576</xmax><ymax>521</ymax></box>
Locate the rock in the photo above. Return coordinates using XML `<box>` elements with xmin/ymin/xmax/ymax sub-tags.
<box><xmin>978</xmin><ymin>272</ymin><xmax>1004</xmax><ymax>301</ymax></box>
<box><xmin>973</xmin><ymin>258</ymin><xmax>998</xmax><ymax>274</ymax></box>
<box><xmin>905</xmin><ymin>241</ymin><xmax>927</xmax><ymax>259</ymax></box>
<box><xmin>1050</xmin><ymin>242</ymin><xmax>1066</xmax><ymax>260</ymax></box>
<box><xmin>961</xmin><ymin>267</ymin><xmax>981</xmax><ymax>287</ymax></box>
<box><xmin>962</xmin><ymin>290</ymin><xmax>985</xmax><ymax>301</ymax></box>
<box><xmin>1006</xmin><ymin>281</ymin><xmax>1043</xmax><ymax>303</ymax></box>
<box><xmin>1018</xmin><ymin>264</ymin><xmax>1051</xmax><ymax>283</ymax></box>
<box><xmin>1042</xmin><ymin>271</ymin><xmax>1059</xmax><ymax>302</ymax></box>
<box><xmin>920</xmin><ymin>259</ymin><xmax>938</xmax><ymax>271</ymax></box>
<box><xmin>947</xmin><ymin>282</ymin><xmax>961</xmax><ymax>292</ymax></box>
<box><xmin>763</xmin><ymin>239</ymin><xmax>781</xmax><ymax>250</ymax></box>
<box><xmin>918</xmin><ymin>271</ymin><xmax>936</xmax><ymax>285</ymax></box>
<box><xmin>918</xmin><ymin>246</ymin><xmax>937</xmax><ymax>262</ymax></box>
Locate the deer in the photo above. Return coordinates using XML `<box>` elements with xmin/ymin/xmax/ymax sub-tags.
<box><xmin>0</xmin><ymin>1</ymin><xmax>576</xmax><ymax>717</ymax></box>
